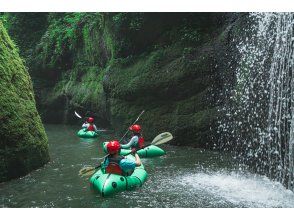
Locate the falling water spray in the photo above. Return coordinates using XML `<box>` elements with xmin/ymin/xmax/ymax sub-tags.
<box><xmin>218</xmin><ymin>13</ymin><xmax>294</xmax><ymax>191</ymax></box>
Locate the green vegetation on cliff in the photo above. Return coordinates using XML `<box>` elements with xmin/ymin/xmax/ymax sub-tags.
<box><xmin>5</xmin><ymin>13</ymin><xmax>231</xmax><ymax>147</ymax></box>
<box><xmin>3</xmin><ymin>13</ymin><xmax>48</xmax><ymax>58</ymax></box>
<box><xmin>30</xmin><ymin>13</ymin><xmax>111</xmax><ymax>124</ymax></box>
<box><xmin>0</xmin><ymin>21</ymin><xmax>49</xmax><ymax>182</ymax></box>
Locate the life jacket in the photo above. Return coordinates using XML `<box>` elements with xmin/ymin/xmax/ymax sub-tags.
<box><xmin>87</xmin><ymin>124</ymin><xmax>95</xmax><ymax>131</ymax></box>
<box><xmin>132</xmin><ymin>134</ymin><xmax>144</xmax><ymax>150</ymax></box>
<box><xmin>105</xmin><ymin>156</ymin><xmax>124</xmax><ymax>175</ymax></box>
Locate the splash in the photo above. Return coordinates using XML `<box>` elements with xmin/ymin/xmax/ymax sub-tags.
<box><xmin>180</xmin><ymin>171</ymin><xmax>294</xmax><ymax>208</ymax></box>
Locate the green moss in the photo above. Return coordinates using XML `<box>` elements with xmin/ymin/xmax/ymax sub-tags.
<box><xmin>5</xmin><ymin>13</ymin><xmax>227</xmax><ymax>148</ymax></box>
<box><xmin>0</xmin><ymin>13</ymin><xmax>10</xmax><ymax>30</ymax></box>
<box><xmin>4</xmin><ymin>13</ymin><xmax>48</xmax><ymax>59</ymax></box>
<box><xmin>109</xmin><ymin>94</ymin><xmax>217</xmax><ymax>147</ymax></box>
<box><xmin>0</xmin><ymin>21</ymin><xmax>49</xmax><ymax>182</ymax></box>
<box><xmin>105</xmin><ymin>29</ymin><xmax>217</xmax><ymax>146</ymax></box>
<box><xmin>50</xmin><ymin>66</ymin><xmax>104</xmax><ymax>106</ymax></box>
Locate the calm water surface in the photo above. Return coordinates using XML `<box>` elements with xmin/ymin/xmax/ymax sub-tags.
<box><xmin>1</xmin><ymin>124</ymin><xmax>293</xmax><ymax>208</ymax></box>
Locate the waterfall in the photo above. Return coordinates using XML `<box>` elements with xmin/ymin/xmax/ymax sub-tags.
<box><xmin>218</xmin><ymin>13</ymin><xmax>294</xmax><ymax>191</ymax></box>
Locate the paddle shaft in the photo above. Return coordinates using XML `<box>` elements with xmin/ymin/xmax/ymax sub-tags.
<box><xmin>124</xmin><ymin>143</ymin><xmax>153</xmax><ymax>156</ymax></box>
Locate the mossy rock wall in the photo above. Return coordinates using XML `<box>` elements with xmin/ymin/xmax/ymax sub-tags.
<box><xmin>105</xmin><ymin>43</ymin><xmax>219</xmax><ymax>147</ymax></box>
<box><xmin>103</xmin><ymin>13</ymin><xmax>234</xmax><ymax>147</ymax></box>
<box><xmin>28</xmin><ymin>13</ymin><xmax>110</xmax><ymax>125</ymax></box>
<box><xmin>5</xmin><ymin>13</ymin><xmax>242</xmax><ymax>148</ymax></box>
<box><xmin>0</xmin><ymin>21</ymin><xmax>49</xmax><ymax>182</ymax></box>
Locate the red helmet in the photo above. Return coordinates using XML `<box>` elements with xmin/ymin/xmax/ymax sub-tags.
<box><xmin>87</xmin><ymin>117</ymin><xmax>94</xmax><ymax>123</ymax></box>
<box><xmin>129</xmin><ymin>124</ymin><xmax>141</xmax><ymax>133</ymax></box>
<box><xmin>106</xmin><ymin>141</ymin><xmax>121</xmax><ymax>154</ymax></box>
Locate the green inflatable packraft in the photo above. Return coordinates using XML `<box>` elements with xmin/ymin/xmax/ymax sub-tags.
<box><xmin>89</xmin><ymin>154</ymin><xmax>148</xmax><ymax>197</ymax></box>
<box><xmin>77</xmin><ymin>128</ymin><xmax>98</xmax><ymax>138</ymax></box>
<box><xmin>102</xmin><ymin>142</ymin><xmax>165</xmax><ymax>158</ymax></box>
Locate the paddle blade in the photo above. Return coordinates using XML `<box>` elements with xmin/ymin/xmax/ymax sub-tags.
<box><xmin>75</xmin><ymin>111</ymin><xmax>82</xmax><ymax>119</ymax></box>
<box><xmin>80</xmin><ymin>169</ymin><xmax>96</xmax><ymax>178</ymax></box>
<box><xmin>79</xmin><ymin>164</ymin><xmax>102</xmax><ymax>177</ymax></box>
<box><xmin>151</xmin><ymin>132</ymin><xmax>173</xmax><ymax>145</ymax></box>
<box><xmin>79</xmin><ymin>167</ymin><xmax>95</xmax><ymax>176</ymax></box>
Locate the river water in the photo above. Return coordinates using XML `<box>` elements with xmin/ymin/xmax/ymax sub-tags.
<box><xmin>1</xmin><ymin>124</ymin><xmax>293</xmax><ymax>208</ymax></box>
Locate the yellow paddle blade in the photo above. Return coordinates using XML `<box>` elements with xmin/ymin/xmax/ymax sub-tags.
<box><xmin>151</xmin><ymin>132</ymin><xmax>173</xmax><ymax>145</ymax></box>
<box><xmin>80</xmin><ymin>169</ymin><xmax>96</xmax><ymax>178</ymax></box>
<box><xmin>79</xmin><ymin>167</ymin><xmax>95</xmax><ymax>176</ymax></box>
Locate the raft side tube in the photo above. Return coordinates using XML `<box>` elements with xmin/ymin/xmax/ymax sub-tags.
<box><xmin>89</xmin><ymin>154</ymin><xmax>148</xmax><ymax>197</ymax></box>
<box><xmin>77</xmin><ymin>128</ymin><xmax>98</xmax><ymax>138</ymax></box>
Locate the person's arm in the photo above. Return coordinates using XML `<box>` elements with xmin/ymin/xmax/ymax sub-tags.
<box><xmin>102</xmin><ymin>157</ymin><xmax>108</xmax><ymax>169</ymax></box>
<box><xmin>93</xmin><ymin>125</ymin><xmax>98</xmax><ymax>132</ymax></box>
<box><xmin>134</xmin><ymin>153</ymin><xmax>141</xmax><ymax>166</ymax></box>
<box><xmin>121</xmin><ymin>136</ymin><xmax>138</xmax><ymax>149</ymax></box>
<box><xmin>82</xmin><ymin>122</ymin><xmax>88</xmax><ymax>128</ymax></box>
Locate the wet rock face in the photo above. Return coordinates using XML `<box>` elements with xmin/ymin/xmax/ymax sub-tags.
<box><xmin>0</xmin><ymin>22</ymin><xmax>49</xmax><ymax>182</ymax></box>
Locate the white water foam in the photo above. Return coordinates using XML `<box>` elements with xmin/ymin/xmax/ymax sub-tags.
<box><xmin>179</xmin><ymin>171</ymin><xmax>294</xmax><ymax>207</ymax></box>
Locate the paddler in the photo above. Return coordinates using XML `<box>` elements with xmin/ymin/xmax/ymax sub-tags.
<box><xmin>103</xmin><ymin>140</ymin><xmax>141</xmax><ymax>175</ymax></box>
<box><xmin>121</xmin><ymin>124</ymin><xmax>145</xmax><ymax>153</ymax></box>
<box><xmin>82</xmin><ymin>117</ymin><xmax>99</xmax><ymax>132</ymax></box>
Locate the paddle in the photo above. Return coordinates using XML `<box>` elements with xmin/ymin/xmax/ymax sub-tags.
<box><xmin>74</xmin><ymin>111</ymin><xmax>107</xmax><ymax>132</ymax></box>
<box><xmin>119</xmin><ymin>110</ymin><xmax>145</xmax><ymax>142</ymax></box>
<box><xmin>78</xmin><ymin>132</ymin><xmax>173</xmax><ymax>177</ymax></box>
<box><xmin>74</xmin><ymin>111</ymin><xmax>83</xmax><ymax>119</ymax></box>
